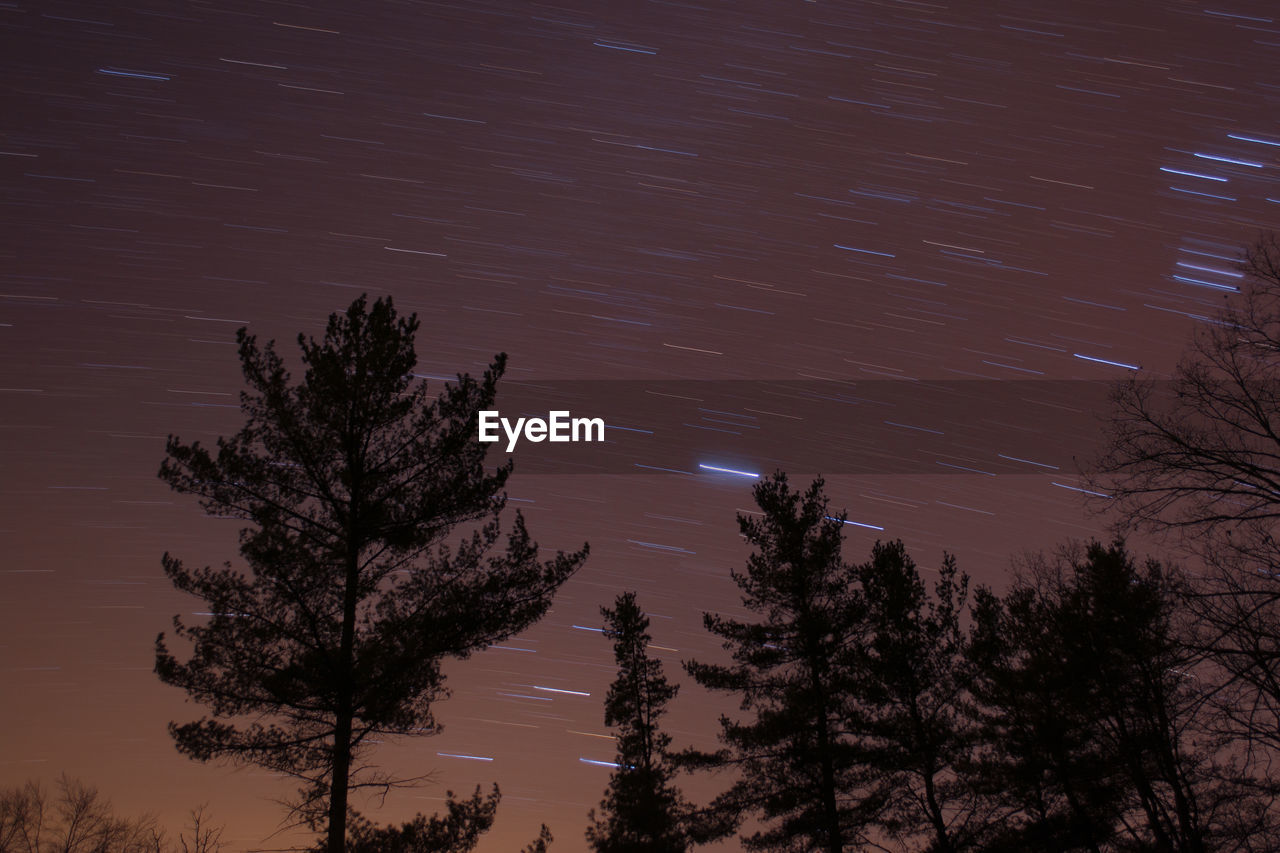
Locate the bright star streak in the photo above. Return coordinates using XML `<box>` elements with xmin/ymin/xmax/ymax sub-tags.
<box><xmin>1051</xmin><ymin>482</ymin><xmax>1111</xmax><ymax>498</ymax></box>
<box><xmin>97</xmin><ymin>68</ymin><xmax>171</xmax><ymax>81</ymax></box>
<box><xmin>824</xmin><ymin>515</ymin><xmax>884</xmax><ymax>531</ymax></box>
<box><xmin>699</xmin><ymin>464</ymin><xmax>760</xmax><ymax>478</ymax></box>
<box><xmin>1073</xmin><ymin>353</ymin><xmax>1140</xmax><ymax>370</ymax></box>
<box><xmin>1159</xmin><ymin>167</ymin><xmax>1227</xmax><ymax>182</ymax></box>
<box><xmin>1228</xmin><ymin>133</ymin><xmax>1280</xmax><ymax>147</ymax></box>
<box><xmin>533</xmin><ymin>686</ymin><xmax>591</xmax><ymax>697</ymax></box>
<box><xmin>1193</xmin><ymin>152</ymin><xmax>1263</xmax><ymax>168</ymax></box>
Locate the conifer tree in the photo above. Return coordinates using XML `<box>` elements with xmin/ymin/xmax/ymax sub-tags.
<box><xmin>682</xmin><ymin>473</ymin><xmax>880</xmax><ymax>853</ymax></box>
<box><xmin>153</xmin><ymin>295</ymin><xmax>587</xmax><ymax>853</ymax></box>
<box><xmin>586</xmin><ymin>592</ymin><xmax>691</xmax><ymax>853</ymax></box>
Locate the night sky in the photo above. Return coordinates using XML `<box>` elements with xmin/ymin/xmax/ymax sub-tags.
<box><xmin>3</xmin><ymin>0</ymin><xmax>1280</xmax><ymax>849</ymax></box>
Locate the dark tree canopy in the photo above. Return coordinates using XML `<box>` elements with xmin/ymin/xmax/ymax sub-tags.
<box><xmin>681</xmin><ymin>473</ymin><xmax>878</xmax><ymax>853</ymax></box>
<box><xmin>328</xmin><ymin>786</ymin><xmax>502</xmax><ymax>853</ymax></box>
<box><xmin>154</xmin><ymin>295</ymin><xmax>587</xmax><ymax>853</ymax></box>
<box><xmin>586</xmin><ymin>592</ymin><xmax>692</xmax><ymax>853</ymax></box>
<box><xmin>968</xmin><ymin>542</ymin><xmax>1230</xmax><ymax>853</ymax></box>
<box><xmin>853</xmin><ymin>541</ymin><xmax>981</xmax><ymax>853</ymax></box>
<box><xmin>674</xmin><ymin>466</ymin><xmax>1280</xmax><ymax>851</ymax></box>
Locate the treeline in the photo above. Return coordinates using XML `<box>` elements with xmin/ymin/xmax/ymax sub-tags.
<box><xmin>586</xmin><ymin>235</ymin><xmax>1280</xmax><ymax>853</ymax></box>
<box><xmin>0</xmin><ymin>776</ymin><xmax>224</xmax><ymax>853</ymax></box>
<box><xmin>135</xmin><ymin>234</ymin><xmax>1280</xmax><ymax>853</ymax></box>
<box><xmin>585</xmin><ymin>473</ymin><xmax>1278</xmax><ymax>853</ymax></box>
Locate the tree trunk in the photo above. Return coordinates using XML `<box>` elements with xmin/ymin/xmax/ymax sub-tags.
<box><xmin>328</xmin><ymin>709</ymin><xmax>352</xmax><ymax>853</ymax></box>
<box><xmin>328</xmin><ymin>511</ymin><xmax>362</xmax><ymax>853</ymax></box>
<box><xmin>909</xmin><ymin>696</ymin><xmax>953</xmax><ymax>853</ymax></box>
<box><xmin>921</xmin><ymin>755</ymin><xmax>953</xmax><ymax>853</ymax></box>
<box><xmin>810</xmin><ymin>667</ymin><xmax>843</xmax><ymax>853</ymax></box>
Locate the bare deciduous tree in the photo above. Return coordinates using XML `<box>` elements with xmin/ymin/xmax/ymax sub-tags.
<box><xmin>177</xmin><ymin>806</ymin><xmax>224</xmax><ymax>853</ymax></box>
<box><xmin>1090</xmin><ymin>234</ymin><xmax>1280</xmax><ymax>773</ymax></box>
<box><xmin>0</xmin><ymin>775</ymin><xmax>168</xmax><ymax>853</ymax></box>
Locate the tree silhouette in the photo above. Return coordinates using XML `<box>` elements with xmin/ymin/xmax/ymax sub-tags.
<box><xmin>586</xmin><ymin>592</ymin><xmax>692</xmax><ymax>853</ymax></box>
<box><xmin>0</xmin><ymin>775</ymin><xmax>169</xmax><ymax>853</ymax></box>
<box><xmin>681</xmin><ymin>473</ymin><xmax>880</xmax><ymax>853</ymax></box>
<box><xmin>330</xmin><ymin>786</ymin><xmax>555</xmax><ymax>853</ymax></box>
<box><xmin>852</xmin><ymin>541</ymin><xmax>984</xmax><ymax>853</ymax></box>
<box><xmin>1089</xmin><ymin>234</ymin><xmax>1280</xmax><ymax>764</ymax></box>
<box><xmin>153</xmin><ymin>295</ymin><xmax>587</xmax><ymax>853</ymax></box>
<box><xmin>178</xmin><ymin>805</ymin><xmax>226</xmax><ymax>853</ymax></box>
<box><xmin>968</xmin><ymin>542</ymin><xmax>1221</xmax><ymax>852</ymax></box>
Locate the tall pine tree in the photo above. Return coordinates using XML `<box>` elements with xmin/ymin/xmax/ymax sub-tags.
<box><xmin>153</xmin><ymin>295</ymin><xmax>587</xmax><ymax>853</ymax></box>
<box><xmin>586</xmin><ymin>592</ymin><xmax>691</xmax><ymax>853</ymax></box>
<box><xmin>682</xmin><ymin>473</ymin><xmax>880</xmax><ymax>853</ymax></box>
